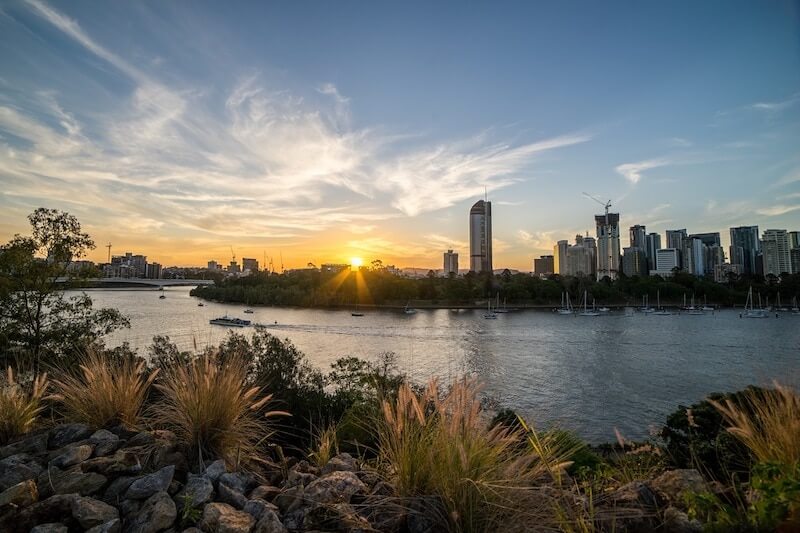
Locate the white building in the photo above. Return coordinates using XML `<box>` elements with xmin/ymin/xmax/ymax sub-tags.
<box><xmin>595</xmin><ymin>212</ymin><xmax>620</xmax><ymax>280</ymax></box>
<box><xmin>650</xmin><ymin>248</ymin><xmax>680</xmax><ymax>277</ymax></box>
<box><xmin>443</xmin><ymin>249</ymin><xmax>459</xmax><ymax>275</ymax></box>
<box><xmin>762</xmin><ymin>229</ymin><xmax>792</xmax><ymax>276</ymax></box>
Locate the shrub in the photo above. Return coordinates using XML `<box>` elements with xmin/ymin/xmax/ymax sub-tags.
<box><xmin>376</xmin><ymin>377</ymin><xmax>577</xmax><ymax>532</ymax></box>
<box><xmin>152</xmin><ymin>352</ymin><xmax>287</xmax><ymax>468</ymax></box>
<box><xmin>52</xmin><ymin>349</ymin><xmax>156</xmax><ymax>428</ymax></box>
<box><xmin>0</xmin><ymin>367</ymin><xmax>50</xmax><ymax>444</ymax></box>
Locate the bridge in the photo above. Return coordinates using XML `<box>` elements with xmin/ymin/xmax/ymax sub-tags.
<box><xmin>60</xmin><ymin>277</ymin><xmax>215</xmax><ymax>287</ymax></box>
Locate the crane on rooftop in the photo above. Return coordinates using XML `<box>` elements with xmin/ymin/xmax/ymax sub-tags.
<box><xmin>582</xmin><ymin>192</ymin><xmax>612</xmax><ymax>224</ymax></box>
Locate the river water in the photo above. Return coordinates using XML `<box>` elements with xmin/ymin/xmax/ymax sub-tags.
<box><xmin>74</xmin><ymin>286</ymin><xmax>800</xmax><ymax>443</ymax></box>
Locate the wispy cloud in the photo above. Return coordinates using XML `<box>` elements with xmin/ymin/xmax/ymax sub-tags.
<box><xmin>615</xmin><ymin>158</ymin><xmax>670</xmax><ymax>184</ymax></box>
<box><xmin>756</xmin><ymin>204</ymin><xmax>800</xmax><ymax>216</ymax></box>
<box><xmin>748</xmin><ymin>92</ymin><xmax>800</xmax><ymax>113</ymax></box>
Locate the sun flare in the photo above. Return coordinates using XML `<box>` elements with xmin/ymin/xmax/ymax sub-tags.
<box><xmin>350</xmin><ymin>257</ymin><xmax>363</xmax><ymax>267</ymax></box>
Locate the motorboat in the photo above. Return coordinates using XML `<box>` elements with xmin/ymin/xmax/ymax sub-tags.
<box><xmin>243</xmin><ymin>309</ymin><xmax>254</xmax><ymax>314</ymax></box>
<box><xmin>159</xmin><ymin>294</ymin><xmax>166</xmax><ymax>299</ymax></box>
<box><xmin>197</xmin><ymin>302</ymin><xmax>204</xmax><ymax>307</ymax></box>
<box><xmin>403</xmin><ymin>301</ymin><xmax>417</xmax><ymax>315</ymax></box>
<box><xmin>209</xmin><ymin>316</ymin><xmax>251</xmax><ymax>327</ymax></box>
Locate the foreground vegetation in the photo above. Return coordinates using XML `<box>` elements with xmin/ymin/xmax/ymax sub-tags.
<box><xmin>191</xmin><ymin>264</ymin><xmax>800</xmax><ymax>308</ymax></box>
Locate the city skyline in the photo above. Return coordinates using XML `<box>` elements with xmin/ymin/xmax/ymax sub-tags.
<box><xmin>1</xmin><ymin>1</ymin><xmax>799</xmax><ymax>269</ymax></box>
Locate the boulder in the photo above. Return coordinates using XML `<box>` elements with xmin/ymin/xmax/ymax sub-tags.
<box><xmin>50</xmin><ymin>444</ymin><xmax>94</xmax><ymax>468</ymax></box>
<box><xmin>609</xmin><ymin>481</ymin><xmax>661</xmax><ymax>508</ymax></box>
<box><xmin>219</xmin><ymin>472</ymin><xmax>252</xmax><ymax>494</ymax></box>
<box><xmin>252</xmin><ymin>508</ymin><xmax>287</xmax><ymax>533</ymax></box>
<box><xmin>71</xmin><ymin>495</ymin><xmax>119</xmax><ymax>528</ymax></box>
<box><xmin>218</xmin><ymin>481</ymin><xmax>248</xmax><ymax>510</ymax></box>
<box><xmin>85</xmin><ymin>518</ymin><xmax>122</xmax><ymax>533</ymax></box>
<box><xmin>203</xmin><ymin>459</ymin><xmax>227</xmax><ymax>483</ymax></box>
<box><xmin>651</xmin><ymin>470</ymin><xmax>707</xmax><ymax>507</ymax></box>
<box><xmin>123</xmin><ymin>431</ymin><xmax>156</xmax><ymax>448</ymax></box>
<box><xmin>199</xmin><ymin>502</ymin><xmax>255</xmax><ymax>533</ymax></box>
<box><xmin>304</xmin><ymin>471</ymin><xmax>367</xmax><ymax>506</ymax></box>
<box><xmin>0</xmin><ymin>432</ymin><xmax>48</xmax><ymax>459</ymax></box>
<box><xmin>49</xmin><ymin>424</ymin><xmax>92</xmax><ymax>449</ymax></box>
<box><xmin>125</xmin><ymin>491</ymin><xmax>177</xmax><ymax>533</ymax></box>
<box><xmin>174</xmin><ymin>474</ymin><xmax>214</xmax><ymax>510</ymax></box>
<box><xmin>81</xmin><ymin>449</ymin><xmax>142</xmax><ymax>476</ymax></box>
<box><xmin>89</xmin><ymin>430</ymin><xmax>120</xmax><ymax>457</ymax></box>
<box><xmin>0</xmin><ymin>479</ymin><xmax>38</xmax><ymax>508</ymax></box>
<box><xmin>321</xmin><ymin>453</ymin><xmax>358</xmax><ymax>475</ymax></box>
<box><xmin>0</xmin><ymin>457</ymin><xmax>42</xmax><ymax>491</ymax></box>
<box><xmin>304</xmin><ymin>502</ymin><xmax>375</xmax><ymax>532</ymax></box>
<box><xmin>249</xmin><ymin>485</ymin><xmax>280</xmax><ymax>502</ymax></box>
<box><xmin>103</xmin><ymin>476</ymin><xmax>135</xmax><ymax>504</ymax></box>
<box><xmin>274</xmin><ymin>485</ymin><xmax>304</xmax><ymax>515</ymax></box>
<box><xmin>15</xmin><ymin>494</ymin><xmax>78</xmax><ymax>531</ymax></box>
<box><xmin>30</xmin><ymin>524</ymin><xmax>69</xmax><ymax>533</ymax></box>
<box><xmin>125</xmin><ymin>465</ymin><xmax>175</xmax><ymax>499</ymax></box>
<box><xmin>662</xmin><ymin>506</ymin><xmax>703</xmax><ymax>533</ymax></box>
<box><xmin>284</xmin><ymin>470</ymin><xmax>317</xmax><ymax>488</ymax></box>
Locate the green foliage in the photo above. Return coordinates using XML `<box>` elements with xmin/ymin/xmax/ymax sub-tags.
<box><xmin>0</xmin><ymin>208</ymin><xmax>129</xmax><ymax>369</ymax></box>
<box><xmin>178</xmin><ymin>492</ymin><xmax>203</xmax><ymax>527</ymax></box>
<box><xmin>661</xmin><ymin>389</ymin><xmax>757</xmax><ymax>481</ymax></box>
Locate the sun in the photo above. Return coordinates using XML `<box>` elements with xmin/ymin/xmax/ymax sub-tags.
<box><xmin>350</xmin><ymin>257</ymin><xmax>363</xmax><ymax>268</ymax></box>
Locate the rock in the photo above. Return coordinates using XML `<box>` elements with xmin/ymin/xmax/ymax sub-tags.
<box><xmin>119</xmin><ymin>497</ymin><xmax>141</xmax><ymax>516</ymax></box>
<box><xmin>252</xmin><ymin>508</ymin><xmax>287</xmax><ymax>533</ymax></box>
<box><xmin>280</xmin><ymin>509</ymin><xmax>305</xmax><ymax>531</ymax></box>
<box><xmin>103</xmin><ymin>476</ymin><xmax>135</xmax><ymax>504</ymax></box>
<box><xmin>124</xmin><ymin>431</ymin><xmax>156</xmax><ymax>448</ymax></box>
<box><xmin>125</xmin><ymin>491</ymin><xmax>177</xmax><ymax>533</ymax></box>
<box><xmin>203</xmin><ymin>459</ymin><xmax>226</xmax><ymax>483</ymax></box>
<box><xmin>49</xmin><ymin>423</ymin><xmax>92</xmax><ymax>449</ymax></box>
<box><xmin>292</xmin><ymin>460</ymin><xmax>320</xmax><ymax>476</ymax></box>
<box><xmin>85</xmin><ymin>518</ymin><xmax>122</xmax><ymax>533</ymax></box>
<box><xmin>0</xmin><ymin>457</ymin><xmax>41</xmax><ymax>491</ymax></box>
<box><xmin>30</xmin><ymin>524</ymin><xmax>69</xmax><ymax>533</ymax></box>
<box><xmin>174</xmin><ymin>474</ymin><xmax>214</xmax><ymax>510</ymax></box>
<box><xmin>243</xmin><ymin>498</ymin><xmax>279</xmax><ymax>521</ymax></box>
<box><xmin>71</xmin><ymin>495</ymin><xmax>119</xmax><ymax>528</ymax></box>
<box><xmin>304</xmin><ymin>471</ymin><xmax>367</xmax><ymax>505</ymax></box>
<box><xmin>651</xmin><ymin>470</ymin><xmax>707</xmax><ymax>507</ymax></box>
<box><xmin>39</xmin><ymin>466</ymin><xmax>107</xmax><ymax>497</ymax></box>
<box><xmin>15</xmin><ymin>494</ymin><xmax>78</xmax><ymax>531</ymax></box>
<box><xmin>610</xmin><ymin>481</ymin><xmax>661</xmax><ymax>508</ymax></box>
<box><xmin>90</xmin><ymin>430</ymin><xmax>121</xmax><ymax>457</ymax></box>
<box><xmin>183</xmin><ymin>529</ymin><xmax>202</xmax><ymax>533</ymax></box>
<box><xmin>125</xmin><ymin>465</ymin><xmax>175</xmax><ymax>499</ymax></box>
<box><xmin>82</xmin><ymin>449</ymin><xmax>142</xmax><ymax>476</ymax></box>
<box><xmin>285</xmin><ymin>470</ymin><xmax>317</xmax><ymax>488</ymax></box>
<box><xmin>199</xmin><ymin>502</ymin><xmax>255</xmax><ymax>533</ymax></box>
<box><xmin>249</xmin><ymin>485</ymin><xmax>281</xmax><ymax>502</ymax></box>
<box><xmin>662</xmin><ymin>506</ymin><xmax>702</xmax><ymax>533</ymax></box>
<box><xmin>321</xmin><ymin>453</ymin><xmax>358</xmax><ymax>475</ymax></box>
<box><xmin>0</xmin><ymin>432</ymin><xmax>49</xmax><ymax>459</ymax></box>
<box><xmin>0</xmin><ymin>479</ymin><xmax>38</xmax><ymax>508</ymax></box>
<box><xmin>50</xmin><ymin>444</ymin><xmax>94</xmax><ymax>468</ymax></box>
<box><xmin>218</xmin><ymin>481</ymin><xmax>248</xmax><ymax>509</ymax></box>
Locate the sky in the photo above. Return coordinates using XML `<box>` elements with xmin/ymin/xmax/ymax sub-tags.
<box><xmin>0</xmin><ymin>0</ymin><xmax>799</xmax><ymax>270</ymax></box>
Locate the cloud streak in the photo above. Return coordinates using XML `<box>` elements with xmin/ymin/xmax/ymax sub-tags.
<box><xmin>615</xmin><ymin>159</ymin><xmax>670</xmax><ymax>184</ymax></box>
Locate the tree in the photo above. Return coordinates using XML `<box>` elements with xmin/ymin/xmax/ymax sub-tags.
<box><xmin>0</xmin><ymin>208</ymin><xmax>129</xmax><ymax>369</ymax></box>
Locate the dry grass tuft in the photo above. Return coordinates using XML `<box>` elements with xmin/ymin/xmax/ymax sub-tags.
<box><xmin>376</xmin><ymin>376</ymin><xmax>578</xmax><ymax>532</ymax></box>
<box><xmin>51</xmin><ymin>349</ymin><xmax>157</xmax><ymax>429</ymax></box>
<box><xmin>309</xmin><ymin>423</ymin><xmax>340</xmax><ymax>467</ymax></box>
<box><xmin>152</xmin><ymin>352</ymin><xmax>288</xmax><ymax>468</ymax></box>
<box><xmin>710</xmin><ymin>381</ymin><xmax>800</xmax><ymax>466</ymax></box>
<box><xmin>0</xmin><ymin>367</ymin><xmax>51</xmax><ymax>444</ymax></box>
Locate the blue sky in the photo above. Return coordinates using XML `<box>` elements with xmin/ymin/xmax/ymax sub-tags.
<box><xmin>0</xmin><ymin>0</ymin><xmax>798</xmax><ymax>269</ymax></box>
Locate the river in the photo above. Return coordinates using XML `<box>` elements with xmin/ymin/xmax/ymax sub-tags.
<box><xmin>73</xmin><ymin>286</ymin><xmax>800</xmax><ymax>444</ymax></box>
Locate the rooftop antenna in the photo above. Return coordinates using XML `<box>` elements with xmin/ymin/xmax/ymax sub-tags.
<box><xmin>105</xmin><ymin>242</ymin><xmax>112</xmax><ymax>263</ymax></box>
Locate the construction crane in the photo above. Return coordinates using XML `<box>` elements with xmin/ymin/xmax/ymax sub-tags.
<box><xmin>230</xmin><ymin>246</ymin><xmax>236</xmax><ymax>263</ymax></box>
<box><xmin>105</xmin><ymin>242</ymin><xmax>112</xmax><ymax>263</ymax></box>
<box><xmin>582</xmin><ymin>192</ymin><xmax>612</xmax><ymax>223</ymax></box>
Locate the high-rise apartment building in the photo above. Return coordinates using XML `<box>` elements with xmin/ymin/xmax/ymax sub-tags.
<box><xmin>761</xmin><ymin>229</ymin><xmax>792</xmax><ymax>276</ymax></box>
<box><xmin>469</xmin><ymin>200</ymin><xmax>492</xmax><ymax>273</ymax></box>
<box><xmin>553</xmin><ymin>240</ymin><xmax>569</xmax><ymax>275</ymax></box>
<box><xmin>533</xmin><ymin>255</ymin><xmax>554</xmax><ymax>276</ymax></box>
<box><xmin>629</xmin><ymin>225</ymin><xmax>647</xmax><ymax>249</ymax></box>
<box><xmin>729</xmin><ymin>226</ymin><xmax>760</xmax><ymax>275</ymax></box>
<box><xmin>242</xmin><ymin>258</ymin><xmax>259</xmax><ymax>272</ymax></box>
<box><xmin>207</xmin><ymin>260</ymin><xmax>220</xmax><ymax>270</ymax></box>
<box><xmin>565</xmin><ymin>234</ymin><xmax>596</xmax><ymax>277</ymax></box>
<box><xmin>146</xmin><ymin>262</ymin><xmax>162</xmax><ymax>279</ymax></box>
<box><xmin>595</xmin><ymin>213</ymin><xmax>620</xmax><ymax>280</ymax></box>
<box><xmin>622</xmin><ymin>247</ymin><xmax>648</xmax><ymax>277</ymax></box>
<box><xmin>646</xmin><ymin>232</ymin><xmax>661</xmax><ymax>271</ymax></box>
<box><xmin>443</xmin><ymin>250</ymin><xmax>459</xmax><ymax>275</ymax></box>
<box><xmin>689</xmin><ymin>232</ymin><xmax>721</xmax><ymax>247</ymax></box>
<box><xmin>651</xmin><ymin>248</ymin><xmax>680</xmax><ymax>277</ymax></box>
<box><xmin>790</xmin><ymin>231</ymin><xmax>800</xmax><ymax>250</ymax></box>
<box><xmin>665</xmin><ymin>229</ymin><xmax>687</xmax><ymax>268</ymax></box>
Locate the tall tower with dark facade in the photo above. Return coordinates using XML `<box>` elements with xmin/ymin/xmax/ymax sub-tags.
<box><xmin>469</xmin><ymin>200</ymin><xmax>492</xmax><ymax>273</ymax></box>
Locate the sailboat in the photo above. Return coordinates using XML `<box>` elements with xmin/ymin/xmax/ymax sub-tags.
<box><xmin>687</xmin><ymin>294</ymin><xmax>703</xmax><ymax>315</ymax></box>
<box><xmin>654</xmin><ymin>290</ymin><xmax>672</xmax><ymax>315</ymax></box>
<box><xmin>557</xmin><ymin>292</ymin><xmax>573</xmax><ymax>315</ymax></box>
<box><xmin>403</xmin><ymin>301</ymin><xmax>417</xmax><ymax>315</ymax></box>
<box><xmin>483</xmin><ymin>299</ymin><xmax>497</xmax><ymax>319</ymax></box>
<box><xmin>744</xmin><ymin>287</ymin><xmax>768</xmax><ymax>318</ymax></box>
<box><xmin>579</xmin><ymin>291</ymin><xmax>600</xmax><ymax>316</ymax></box>
<box><xmin>792</xmin><ymin>296</ymin><xmax>800</xmax><ymax>315</ymax></box>
<box><xmin>701</xmin><ymin>295</ymin><xmax>713</xmax><ymax>312</ymax></box>
<box><xmin>640</xmin><ymin>294</ymin><xmax>654</xmax><ymax>314</ymax></box>
<box><xmin>495</xmin><ymin>295</ymin><xmax>510</xmax><ymax>313</ymax></box>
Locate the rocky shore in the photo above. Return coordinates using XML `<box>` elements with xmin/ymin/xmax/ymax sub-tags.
<box><xmin>0</xmin><ymin>423</ymin><xmax>712</xmax><ymax>533</ymax></box>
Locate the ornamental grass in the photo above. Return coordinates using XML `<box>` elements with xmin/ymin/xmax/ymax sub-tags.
<box><xmin>0</xmin><ymin>367</ymin><xmax>51</xmax><ymax>444</ymax></box>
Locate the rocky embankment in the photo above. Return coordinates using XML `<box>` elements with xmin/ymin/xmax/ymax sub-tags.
<box><xmin>1</xmin><ymin>423</ymin><xmax>707</xmax><ymax>532</ymax></box>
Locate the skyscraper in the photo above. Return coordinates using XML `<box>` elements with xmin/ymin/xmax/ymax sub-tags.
<box><xmin>622</xmin><ymin>247</ymin><xmax>648</xmax><ymax>277</ymax></box>
<box><xmin>469</xmin><ymin>200</ymin><xmax>492</xmax><ymax>273</ymax></box>
<box><xmin>646</xmin><ymin>232</ymin><xmax>661</xmax><ymax>272</ymax></box>
<box><xmin>729</xmin><ymin>226</ymin><xmax>760</xmax><ymax>275</ymax></box>
<box><xmin>761</xmin><ymin>229</ymin><xmax>792</xmax><ymax>276</ymax></box>
<box><xmin>443</xmin><ymin>249</ymin><xmax>459</xmax><ymax>275</ymax></box>
<box><xmin>553</xmin><ymin>240</ymin><xmax>569</xmax><ymax>274</ymax></box>
<box><xmin>533</xmin><ymin>255</ymin><xmax>554</xmax><ymax>276</ymax></box>
<box><xmin>629</xmin><ymin>225</ymin><xmax>647</xmax><ymax>249</ymax></box>
<box><xmin>564</xmin><ymin>234</ymin><xmax>596</xmax><ymax>277</ymax></box>
<box><xmin>595</xmin><ymin>212</ymin><xmax>620</xmax><ymax>280</ymax></box>
<box><xmin>665</xmin><ymin>229</ymin><xmax>687</xmax><ymax>268</ymax></box>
